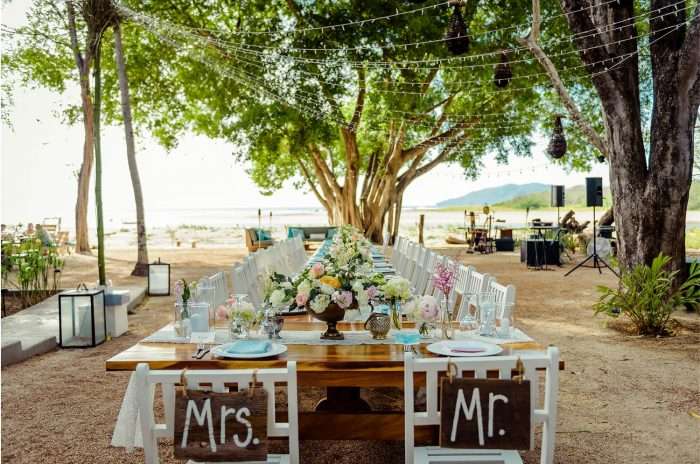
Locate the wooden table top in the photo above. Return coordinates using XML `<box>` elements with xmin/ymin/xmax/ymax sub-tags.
<box><xmin>106</xmin><ymin>317</ymin><xmax>551</xmax><ymax>378</ymax></box>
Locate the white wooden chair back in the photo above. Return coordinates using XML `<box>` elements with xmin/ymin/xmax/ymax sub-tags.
<box><xmin>242</xmin><ymin>256</ymin><xmax>264</xmax><ymax>308</ymax></box>
<box><xmin>416</xmin><ymin>251</ymin><xmax>437</xmax><ymax>295</ymax></box>
<box><xmin>392</xmin><ymin>236</ymin><xmax>406</xmax><ymax>269</ymax></box>
<box><xmin>488</xmin><ymin>280</ymin><xmax>516</xmax><ymax>320</ymax></box>
<box><xmin>134</xmin><ymin>362</ymin><xmax>299</xmax><ymax>464</ymax></box>
<box><xmin>208</xmin><ymin>271</ymin><xmax>228</xmax><ymax>308</ymax></box>
<box><xmin>404</xmin><ymin>347</ymin><xmax>559</xmax><ymax>464</ymax></box>
<box><xmin>231</xmin><ymin>265</ymin><xmax>250</xmax><ymax>296</ymax></box>
<box><xmin>409</xmin><ymin>246</ymin><xmax>427</xmax><ymax>287</ymax></box>
<box><xmin>455</xmin><ymin>270</ymin><xmax>492</xmax><ymax>321</ymax></box>
<box><xmin>400</xmin><ymin>242</ymin><xmax>417</xmax><ymax>279</ymax></box>
<box><xmin>449</xmin><ymin>264</ymin><xmax>473</xmax><ymax>313</ymax></box>
<box><xmin>423</xmin><ymin>255</ymin><xmax>451</xmax><ymax>297</ymax></box>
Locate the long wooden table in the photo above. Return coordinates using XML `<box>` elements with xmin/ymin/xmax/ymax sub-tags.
<box><xmin>106</xmin><ymin>317</ymin><xmax>559</xmax><ymax>442</ymax></box>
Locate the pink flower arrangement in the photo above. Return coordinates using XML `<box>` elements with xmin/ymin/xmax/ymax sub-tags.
<box><xmin>310</xmin><ymin>262</ymin><xmax>325</xmax><ymax>278</ymax></box>
<box><xmin>215</xmin><ymin>305</ymin><xmax>229</xmax><ymax>320</ymax></box>
<box><xmin>419</xmin><ymin>295</ymin><xmax>440</xmax><ymax>322</ymax></box>
<box><xmin>366</xmin><ymin>285</ymin><xmax>379</xmax><ymax>300</ymax></box>
<box><xmin>332</xmin><ymin>290</ymin><xmax>354</xmax><ymax>309</ymax></box>
<box><xmin>432</xmin><ymin>262</ymin><xmax>456</xmax><ymax>296</ymax></box>
<box><xmin>295</xmin><ymin>292</ymin><xmax>309</xmax><ymax>307</ymax></box>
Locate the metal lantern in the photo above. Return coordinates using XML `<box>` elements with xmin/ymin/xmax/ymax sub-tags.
<box><xmin>494</xmin><ymin>51</ymin><xmax>512</xmax><ymax>88</ymax></box>
<box><xmin>445</xmin><ymin>5</ymin><xmax>470</xmax><ymax>55</ymax></box>
<box><xmin>148</xmin><ymin>258</ymin><xmax>171</xmax><ymax>296</ymax></box>
<box><xmin>58</xmin><ymin>284</ymin><xmax>106</xmax><ymax>348</ymax></box>
<box><xmin>547</xmin><ymin>116</ymin><xmax>567</xmax><ymax>159</ymax></box>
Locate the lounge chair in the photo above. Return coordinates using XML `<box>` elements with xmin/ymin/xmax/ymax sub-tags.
<box><xmin>244</xmin><ymin>228</ymin><xmax>274</xmax><ymax>252</ymax></box>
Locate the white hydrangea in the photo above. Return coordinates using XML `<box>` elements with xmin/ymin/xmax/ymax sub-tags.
<box><xmin>309</xmin><ymin>294</ymin><xmax>331</xmax><ymax>313</ymax></box>
<box><xmin>269</xmin><ymin>289</ymin><xmax>287</xmax><ymax>307</ymax></box>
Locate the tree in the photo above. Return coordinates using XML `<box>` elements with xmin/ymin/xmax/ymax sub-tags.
<box><xmin>119</xmin><ymin>0</ymin><xmax>598</xmax><ymax>243</ymax></box>
<box><xmin>4</xmin><ymin>0</ymin><xmax>151</xmax><ymax>271</ymax></box>
<box><xmin>519</xmin><ymin>0</ymin><xmax>699</xmax><ymax>273</ymax></box>
<box><xmin>113</xmin><ymin>19</ymin><xmax>149</xmax><ymax>276</ymax></box>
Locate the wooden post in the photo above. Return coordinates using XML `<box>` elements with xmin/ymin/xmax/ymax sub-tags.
<box><xmin>418</xmin><ymin>214</ymin><xmax>425</xmax><ymax>245</ymax></box>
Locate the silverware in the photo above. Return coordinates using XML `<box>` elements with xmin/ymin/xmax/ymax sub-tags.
<box><xmin>196</xmin><ymin>347</ymin><xmax>210</xmax><ymax>359</ymax></box>
<box><xmin>191</xmin><ymin>343</ymin><xmax>204</xmax><ymax>358</ymax></box>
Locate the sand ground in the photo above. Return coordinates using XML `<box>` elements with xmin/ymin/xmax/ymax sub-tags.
<box><xmin>1</xmin><ymin>247</ymin><xmax>699</xmax><ymax>464</ymax></box>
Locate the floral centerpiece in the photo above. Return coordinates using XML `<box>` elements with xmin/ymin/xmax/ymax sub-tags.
<box><xmin>406</xmin><ymin>295</ymin><xmax>440</xmax><ymax>338</ymax></box>
<box><xmin>381</xmin><ymin>276</ymin><xmax>412</xmax><ymax>330</ymax></box>
<box><xmin>173</xmin><ymin>279</ymin><xmax>196</xmax><ymax>336</ymax></box>
<box><xmin>432</xmin><ymin>262</ymin><xmax>457</xmax><ymax>339</ymax></box>
<box><xmin>269</xmin><ymin>225</ymin><xmax>386</xmax><ymax>339</ymax></box>
<box><xmin>227</xmin><ymin>295</ymin><xmax>262</xmax><ymax>339</ymax></box>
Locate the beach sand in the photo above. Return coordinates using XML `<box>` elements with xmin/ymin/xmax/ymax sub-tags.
<box><xmin>1</xmin><ymin>247</ymin><xmax>699</xmax><ymax>463</ymax></box>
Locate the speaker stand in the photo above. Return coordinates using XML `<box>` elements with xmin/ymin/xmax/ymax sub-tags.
<box><xmin>564</xmin><ymin>205</ymin><xmax>619</xmax><ymax>277</ymax></box>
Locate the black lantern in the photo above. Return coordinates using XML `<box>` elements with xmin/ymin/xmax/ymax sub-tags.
<box><xmin>148</xmin><ymin>258</ymin><xmax>170</xmax><ymax>296</ymax></box>
<box><xmin>494</xmin><ymin>51</ymin><xmax>513</xmax><ymax>88</ymax></box>
<box><xmin>58</xmin><ymin>284</ymin><xmax>106</xmax><ymax>348</ymax></box>
<box><xmin>547</xmin><ymin>116</ymin><xmax>567</xmax><ymax>159</ymax></box>
<box><xmin>445</xmin><ymin>5</ymin><xmax>470</xmax><ymax>55</ymax></box>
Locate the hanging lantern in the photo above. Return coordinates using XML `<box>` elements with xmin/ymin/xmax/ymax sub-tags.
<box><xmin>547</xmin><ymin>116</ymin><xmax>567</xmax><ymax>159</ymax></box>
<box><xmin>493</xmin><ymin>51</ymin><xmax>513</xmax><ymax>88</ymax></box>
<box><xmin>445</xmin><ymin>5</ymin><xmax>470</xmax><ymax>56</ymax></box>
<box><xmin>597</xmin><ymin>155</ymin><xmax>606</xmax><ymax>163</ymax></box>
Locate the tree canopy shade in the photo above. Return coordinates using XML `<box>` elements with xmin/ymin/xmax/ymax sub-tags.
<box><xmin>112</xmin><ymin>0</ymin><xmax>613</xmax><ymax>242</ymax></box>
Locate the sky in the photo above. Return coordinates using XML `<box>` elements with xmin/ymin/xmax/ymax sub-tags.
<box><xmin>0</xmin><ymin>0</ymin><xmax>610</xmax><ymax>228</ymax></box>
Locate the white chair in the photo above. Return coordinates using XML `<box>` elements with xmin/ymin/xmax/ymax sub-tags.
<box><xmin>208</xmin><ymin>271</ymin><xmax>228</xmax><ymax>308</ymax></box>
<box><xmin>488</xmin><ymin>280</ymin><xmax>516</xmax><ymax>321</ymax></box>
<box><xmin>135</xmin><ymin>362</ymin><xmax>299</xmax><ymax>464</ymax></box>
<box><xmin>455</xmin><ymin>270</ymin><xmax>492</xmax><ymax>321</ymax></box>
<box><xmin>448</xmin><ymin>264</ymin><xmax>474</xmax><ymax>312</ymax></box>
<box><xmin>404</xmin><ymin>347</ymin><xmax>559</xmax><ymax>464</ymax></box>
<box><xmin>415</xmin><ymin>251</ymin><xmax>437</xmax><ymax>295</ymax></box>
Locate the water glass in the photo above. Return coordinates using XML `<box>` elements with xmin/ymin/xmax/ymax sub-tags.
<box><xmin>476</xmin><ymin>293</ymin><xmax>497</xmax><ymax>337</ymax></box>
<box><xmin>497</xmin><ymin>302</ymin><xmax>515</xmax><ymax>338</ymax></box>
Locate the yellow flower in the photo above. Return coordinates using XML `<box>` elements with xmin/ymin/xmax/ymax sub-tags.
<box><xmin>319</xmin><ymin>275</ymin><xmax>342</xmax><ymax>289</ymax></box>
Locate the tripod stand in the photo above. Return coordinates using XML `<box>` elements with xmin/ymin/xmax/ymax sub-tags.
<box><xmin>564</xmin><ymin>205</ymin><xmax>619</xmax><ymax>277</ymax></box>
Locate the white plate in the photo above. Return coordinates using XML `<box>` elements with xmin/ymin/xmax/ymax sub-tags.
<box><xmin>212</xmin><ymin>342</ymin><xmax>287</xmax><ymax>359</ymax></box>
<box><xmin>426</xmin><ymin>340</ymin><xmax>503</xmax><ymax>357</ymax></box>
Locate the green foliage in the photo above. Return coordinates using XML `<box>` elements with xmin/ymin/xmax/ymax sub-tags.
<box><xmin>1</xmin><ymin>236</ymin><xmax>64</xmax><ymax>307</ymax></box>
<box><xmin>593</xmin><ymin>254</ymin><xmax>700</xmax><ymax>336</ymax></box>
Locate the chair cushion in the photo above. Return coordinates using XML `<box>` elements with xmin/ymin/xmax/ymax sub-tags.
<box><xmin>288</xmin><ymin>227</ymin><xmax>303</xmax><ymax>239</ymax></box>
<box><xmin>325</xmin><ymin>228</ymin><xmax>338</xmax><ymax>239</ymax></box>
<box><xmin>255</xmin><ymin>229</ymin><xmax>272</xmax><ymax>241</ymax></box>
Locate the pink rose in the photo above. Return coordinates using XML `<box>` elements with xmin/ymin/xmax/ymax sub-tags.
<box><xmin>215</xmin><ymin>305</ymin><xmax>229</xmax><ymax>320</ymax></box>
<box><xmin>295</xmin><ymin>292</ymin><xmax>309</xmax><ymax>307</ymax></box>
<box><xmin>332</xmin><ymin>290</ymin><xmax>354</xmax><ymax>309</ymax></box>
<box><xmin>419</xmin><ymin>296</ymin><xmax>439</xmax><ymax>322</ymax></box>
<box><xmin>366</xmin><ymin>286</ymin><xmax>379</xmax><ymax>300</ymax></box>
<box><xmin>310</xmin><ymin>262</ymin><xmax>325</xmax><ymax>278</ymax></box>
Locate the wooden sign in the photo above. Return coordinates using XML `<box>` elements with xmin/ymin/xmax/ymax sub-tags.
<box><xmin>174</xmin><ymin>388</ymin><xmax>268</xmax><ymax>462</ymax></box>
<box><xmin>440</xmin><ymin>378</ymin><xmax>531</xmax><ymax>450</ymax></box>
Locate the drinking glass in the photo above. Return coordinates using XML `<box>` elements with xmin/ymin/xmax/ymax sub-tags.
<box><xmin>497</xmin><ymin>302</ymin><xmax>515</xmax><ymax>338</ymax></box>
<box><xmin>459</xmin><ymin>293</ymin><xmax>478</xmax><ymax>330</ymax></box>
<box><xmin>476</xmin><ymin>293</ymin><xmax>497</xmax><ymax>337</ymax></box>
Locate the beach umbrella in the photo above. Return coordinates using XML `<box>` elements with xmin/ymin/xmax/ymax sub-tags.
<box><xmin>445</xmin><ymin>5</ymin><xmax>470</xmax><ymax>55</ymax></box>
<box><xmin>547</xmin><ymin>116</ymin><xmax>567</xmax><ymax>159</ymax></box>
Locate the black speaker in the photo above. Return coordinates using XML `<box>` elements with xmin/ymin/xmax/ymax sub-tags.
<box><xmin>586</xmin><ymin>177</ymin><xmax>603</xmax><ymax>207</ymax></box>
<box><xmin>550</xmin><ymin>185</ymin><xmax>565</xmax><ymax>207</ymax></box>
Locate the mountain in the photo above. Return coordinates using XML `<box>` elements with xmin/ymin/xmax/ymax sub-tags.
<box><xmin>436</xmin><ymin>183</ymin><xmax>549</xmax><ymax>207</ymax></box>
<box><xmin>495</xmin><ymin>184</ymin><xmax>611</xmax><ymax>209</ymax></box>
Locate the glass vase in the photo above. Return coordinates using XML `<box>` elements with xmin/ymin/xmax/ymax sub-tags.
<box><xmin>418</xmin><ymin>322</ymin><xmax>436</xmax><ymax>339</ymax></box>
<box><xmin>173</xmin><ymin>301</ymin><xmax>191</xmax><ymax>338</ymax></box>
<box><xmin>390</xmin><ymin>298</ymin><xmax>402</xmax><ymax>331</ymax></box>
<box><xmin>476</xmin><ymin>293</ymin><xmax>497</xmax><ymax>337</ymax></box>
<box><xmin>230</xmin><ymin>316</ymin><xmax>251</xmax><ymax>340</ymax></box>
<box><xmin>437</xmin><ymin>291</ymin><xmax>454</xmax><ymax>339</ymax></box>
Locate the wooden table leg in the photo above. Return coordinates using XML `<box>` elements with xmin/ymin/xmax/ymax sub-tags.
<box><xmin>314</xmin><ymin>386</ymin><xmax>371</xmax><ymax>412</ymax></box>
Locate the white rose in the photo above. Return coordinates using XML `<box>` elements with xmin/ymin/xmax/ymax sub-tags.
<box><xmin>298</xmin><ymin>280</ymin><xmax>312</xmax><ymax>294</ymax></box>
<box><xmin>269</xmin><ymin>289</ymin><xmax>286</xmax><ymax>307</ymax></box>
<box><xmin>320</xmin><ymin>284</ymin><xmax>335</xmax><ymax>295</ymax></box>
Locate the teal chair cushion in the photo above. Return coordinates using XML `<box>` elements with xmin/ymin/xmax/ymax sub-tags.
<box><xmin>325</xmin><ymin>228</ymin><xmax>338</xmax><ymax>239</ymax></box>
<box><xmin>255</xmin><ymin>229</ymin><xmax>272</xmax><ymax>241</ymax></box>
<box><xmin>288</xmin><ymin>227</ymin><xmax>303</xmax><ymax>239</ymax></box>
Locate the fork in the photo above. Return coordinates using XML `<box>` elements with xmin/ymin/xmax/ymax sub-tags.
<box><xmin>192</xmin><ymin>343</ymin><xmax>205</xmax><ymax>359</ymax></box>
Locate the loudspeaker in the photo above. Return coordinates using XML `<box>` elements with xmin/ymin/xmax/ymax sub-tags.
<box><xmin>550</xmin><ymin>185</ymin><xmax>565</xmax><ymax>207</ymax></box>
<box><xmin>586</xmin><ymin>177</ymin><xmax>603</xmax><ymax>207</ymax></box>
<box><xmin>520</xmin><ymin>240</ymin><xmax>560</xmax><ymax>266</ymax></box>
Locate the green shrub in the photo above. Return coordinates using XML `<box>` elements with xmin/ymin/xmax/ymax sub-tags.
<box><xmin>1</xmin><ymin>237</ymin><xmax>64</xmax><ymax>307</ymax></box>
<box><xmin>594</xmin><ymin>253</ymin><xmax>700</xmax><ymax>335</ymax></box>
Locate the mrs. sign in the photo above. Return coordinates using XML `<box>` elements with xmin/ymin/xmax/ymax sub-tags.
<box><xmin>174</xmin><ymin>388</ymin><xmax>268</xmax><ymax>462</ymax></box>
<box><xmin>440</xmin><ymin>378</ymin><xmax>531</xmax><ymax>450</ymax></box>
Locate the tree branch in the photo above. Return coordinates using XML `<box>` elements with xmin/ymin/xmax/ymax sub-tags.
<box><xmin>349</xmin><ymin>67</ymin><xmax>366</xmax><ymax>130</ymax></box>
<box><xmin>520</xmin><ymin>0</ymin><xmax>609</xmax><ymax>158</ymax></box>
<box><xmin>401</xmin><ymin>125</ymin><xmax>463</xmax><ymax>161</ymax></box>
<box><xmin>295</xmin><ymin>155</ymin><xmax>329</xmax><ymax>209</ymax></box>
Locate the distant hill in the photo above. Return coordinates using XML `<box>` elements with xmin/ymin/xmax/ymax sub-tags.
<box><xmin>436</xmin><ymin>183</ymin><xmax>549</xmax><ymax>207</ymax></box>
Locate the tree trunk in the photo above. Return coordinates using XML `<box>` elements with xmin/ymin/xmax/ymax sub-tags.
<box><xmin>114</xmin><ymin>22</ymin><xmax>149</xmax><ymax>276</ymax></box>
<box><xmin>93</xmin><ymin>40</ymin><xmax>106</xmax><ymax>286</ymax></box>
<box><xmin>560</xmin><ymin>0</ymin><xmax>699</xmax><ymax>275</ymax></box>
<box><xmin>67</xmin><ymin>0</ymin><xmax>94</xmax><ymax>254</ymax></box>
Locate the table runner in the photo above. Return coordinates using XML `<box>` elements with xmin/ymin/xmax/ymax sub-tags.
<box><xmin>141</xmin><ymin>324</ymin><xmax>532</xmax><ymax>346</ymax></box>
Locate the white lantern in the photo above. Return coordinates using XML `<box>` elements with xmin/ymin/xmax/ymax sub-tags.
<box><xmin>148</xmin><ymin>258</ymin><xmax>170</xmax><ymax>296</ymax></box>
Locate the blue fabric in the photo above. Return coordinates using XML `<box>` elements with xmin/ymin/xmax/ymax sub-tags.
<box><xmin>255</xmin><ymin>229</ymin><xmax>272</xmax><ymax>241</ymax></box>
<box><xmin>393</xmin><ymin>331</ymin><xmax>421</xmax><ymax>345</ymax></box>
<box><xmin>225</xmin><ymin>341</ymin><xmax>271</xmax><ymax>354</ymax></box>
<box><xmin>287</xmin><ymin>227</ymin><xmax>303</xmax><ymax>239</ymax></box>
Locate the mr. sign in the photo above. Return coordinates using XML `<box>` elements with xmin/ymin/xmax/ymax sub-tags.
<box><xmin>174</xmin><ymin>389</ymin><xmax>268</xmax><ymax>462</ymax></box>
<box><xmin>440</xmin><ymin>378</ymin><xmax>531</xmax><ymax>450</ymax></box>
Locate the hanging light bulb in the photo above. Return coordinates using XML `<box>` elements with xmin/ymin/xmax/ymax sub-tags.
<box><xmin>493</xmin><ymin>50</ymin><xmax>513</xmax><ymax>88</ymax></box>
<box><xmin>547</xmin><ymin>116</ymin><xmax>567</xmax><ymax>159</ymax></box>
<box><xmin>445</xmin><ymin>4</ymin><xmax>470</xmax><ymax>56</ymax></box>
